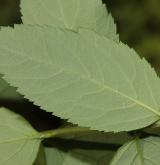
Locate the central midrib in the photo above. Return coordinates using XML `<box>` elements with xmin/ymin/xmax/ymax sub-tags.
<box><xmin>86</xmin><ymin>77</ymin><xmax>160</xmax><ymax>116</ymax></box>
<box><xmin>135</xmin><ymin>139</ymin><xmax>144</xmax><ymax>165</ymax></box>
<box><xmin>1</xmin><ymin>43</ymin><xmax>160</xmax><ymax>117</ymax></box>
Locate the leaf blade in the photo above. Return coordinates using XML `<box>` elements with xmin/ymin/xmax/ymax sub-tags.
<box><xmin>0</xmin><ymin>26</ymin><xmax>160</xmax><ymax>132</ymax></box>
<box><xmin>111</xmin><ymin>137</ymin><xmax>160</xmax><ymax>165</ymax></box>
<box><xmin>0</xmin><ymin>107</ymin><xmax>41</xmax><ymax>165</ymax></box>
<box><xmin>21</xmin><ymin>0</ymin><xmax>118</xmax><ymax>41</ymax></box>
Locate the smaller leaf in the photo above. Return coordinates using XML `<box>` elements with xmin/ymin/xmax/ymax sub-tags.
<box><xmin>111</xmin><ymin>136</ymin><xmax>160</xmax><ymax>165</ymax></box>
<box><xmin>45</xmin><ymin>131</ymin><xmax>130</xmax><ymax>165</ymax></box>
<box><xmin>0</xmin><ymin>107</ymin><xmax>41</xmax><ymax>165</ymax></box>
<box><xmin>21</xmin><ymin>0</ymin><xmax>118</xmax><ymax>41</ymax></box>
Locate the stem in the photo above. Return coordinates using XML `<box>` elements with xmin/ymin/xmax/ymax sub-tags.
<box><xmin>38</xmin><ymin>127</ymin><xmax>91</xmax><ymax>139</ymax></box>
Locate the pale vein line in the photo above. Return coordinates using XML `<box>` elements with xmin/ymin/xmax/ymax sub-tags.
<box><xmin>39</xmin><ymin>30</ymin><xmax>53</xmax><ymax>65</ymax></box>
<box><xmin>113</xmin><ymin>141</ymin><xmax>134</xmax><ymax>164</ymax></box>
<box><xmin>73</xmin><ymin>102</ymin><xmax>137</xmax><ymax>113</ymax></box>
<box><xmin>72</xmin><ymin>0</ymin><xmax>80</xmax><ymax>28</ymax></box>
<box><xmin>93</xmin><ymin>33</ymin><xmax>105</xmax><ymax>85</ymax></box>
<box><xmin>26</xmin><ymin>140</ymin><xmax>39</xmax><ymax>165</ymax></box>
<box><xmin>0</xmin><ymin>141</ymin><xmax>26</xmax><ymax>164</ymax></box>
<box><xmin>144</xmin><ymin>157</ymin><xmax>157</xmax><ymax>165</ymax></box>
<box><xmin>74</xmin><ymin>35</ymin><xmax>91</xmax><ymax>78</ymax></box>
<box><xmin>57</xmin><ymin>0</ymin><xmax>68</xmax><ymax>28</ymax></box>
<box><xmin>0</xmin><ymin>124</ymin><xmax>29</xmax><ymax>136</ymax></box>
<box><xmin>130</xmin><ymin>153</ymin><xmax>138</xmax><ymax>165</ymax></box>
<box><xmin>135</xmin><ymin>138</ymin><xmax>144</xmax><ymax>165</ymax></box>
<box><xmin>88</xmin><ymin>78</ymin><xmax>160</xmax><ymax>116</ymax></box>
<box><xmin>0</xmin><ymin>46</ymin><xmax>50</xmax><ymax>66</ymax></box>
<box><xmin>142</xmin><ymin>139</ymin><xmax>160</xmax><ymax>147</ymax></box>
<box><xmin>25</xmin><ymin>77</ymin><xmax>80</xmax><ymax>95</ymax></box>
<box><xmin>112</xmin><ymin>49</ymin><xmax>136</xmax><ymax>95</ymax></box>
<box><xmin>0</xmin><ymin>135</ymin><xmax>39</xmax><ymax>145</ymax></box>
<box><xmin>6</xmin><ymin>69</ymin><xmax>64</xmax><ymax>81</ymax></box>
<box><xmin>143</xmin><ymin>65</ymin><xmax>158</xmax><ymax>108</ymax></box>
<box><xmin>13</xmin><ymin>141</ymin><xmax>29</xmax><ymax>165</ymax></box>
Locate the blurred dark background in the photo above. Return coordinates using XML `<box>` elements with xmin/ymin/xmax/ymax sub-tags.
<box><xmin>0</xmin><ymin>0</ymin><xmax>160</xmax><ymax>131</ymax></box>
<box><xmin>0</xmin><ymin>0</ymin><xmax>21</xmax><ymax>26</ymax></box>
<box><xmin>105</xmin><ymin>0</ymin><xmax>160</xmax><ymax>74</ymax></box>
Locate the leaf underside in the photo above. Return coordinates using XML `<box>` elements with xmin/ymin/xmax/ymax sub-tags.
<box><xmin>0</xmin><ymin>107</ymin><xmax>41</xmax><ymax>165</ymax></box>
<box><xmin>21</xmin><ymin>0</ymin><xmax>118</xmax><ymax>41</ymax></box>
<box><xmin>111</xmin><ymin>137</ymin><xmax>160</xmax><ymax>165</ymax></box>
<box><xmin>0</xmin><ymin>26</ymin><xmax>160</xmax><ymax>132</ymax></box>
<box><xmin>1</xmin><ymin>0</ymin><xmax>160</xmax><ymax>165</ymax></box>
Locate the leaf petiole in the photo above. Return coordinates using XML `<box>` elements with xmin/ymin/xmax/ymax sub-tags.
<box><xmin>38</xmin><ymin>127</ymin><xmax>91</xmax><ymax>139</ymax></box>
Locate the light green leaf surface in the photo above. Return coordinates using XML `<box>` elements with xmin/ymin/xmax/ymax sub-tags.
<box><xmin>0</xmin><ymin>107</ymin><xmax>41</xmax><ymax>165</ymax></box>
<box><xmin>111</xmin><ymin>137</ymin><xmax>160</xmax><ymax>165</ymax></box>
<box><xmin>21</xmin><ymin>0</ymin><xmax>118</xmax><ymax>41</ymax></box>
<box><xmin>45</xmin><ymin>131</ymin><xmax>129</xmax><ymax>165</ymax></box>
<box><xmin>0</xmin><ymin>25</ymin><xmax>160</xmax><ymax>132</ymax></box>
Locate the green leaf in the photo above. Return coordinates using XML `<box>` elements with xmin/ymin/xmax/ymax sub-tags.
<box><xmin>111</xmin><ymin>137</ymin><xmax>160</xmax><ymax>165</ymax></box>
<box><xmin>45</xmin><ymin>131</ymin><xmax>130</xmax><ymax>165</ymax></box>
<box><xmin>0</xmin><ymin>25</ymin><xmax>160</xmax><ymax>132</ymax></box>
<box><xmin>0</xmin><ymin>107</ymin><xmax>41</xmax><ymax>165</ymax></box>
<box><xmin>34</xmin><ymin>145</ymin><xmax>46</xmax><ymax>165</ymax></box>
<box><xmin>21</xmin><ymin>0</ymin><xmax>118</xmax><ymax>41</ymax></box>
